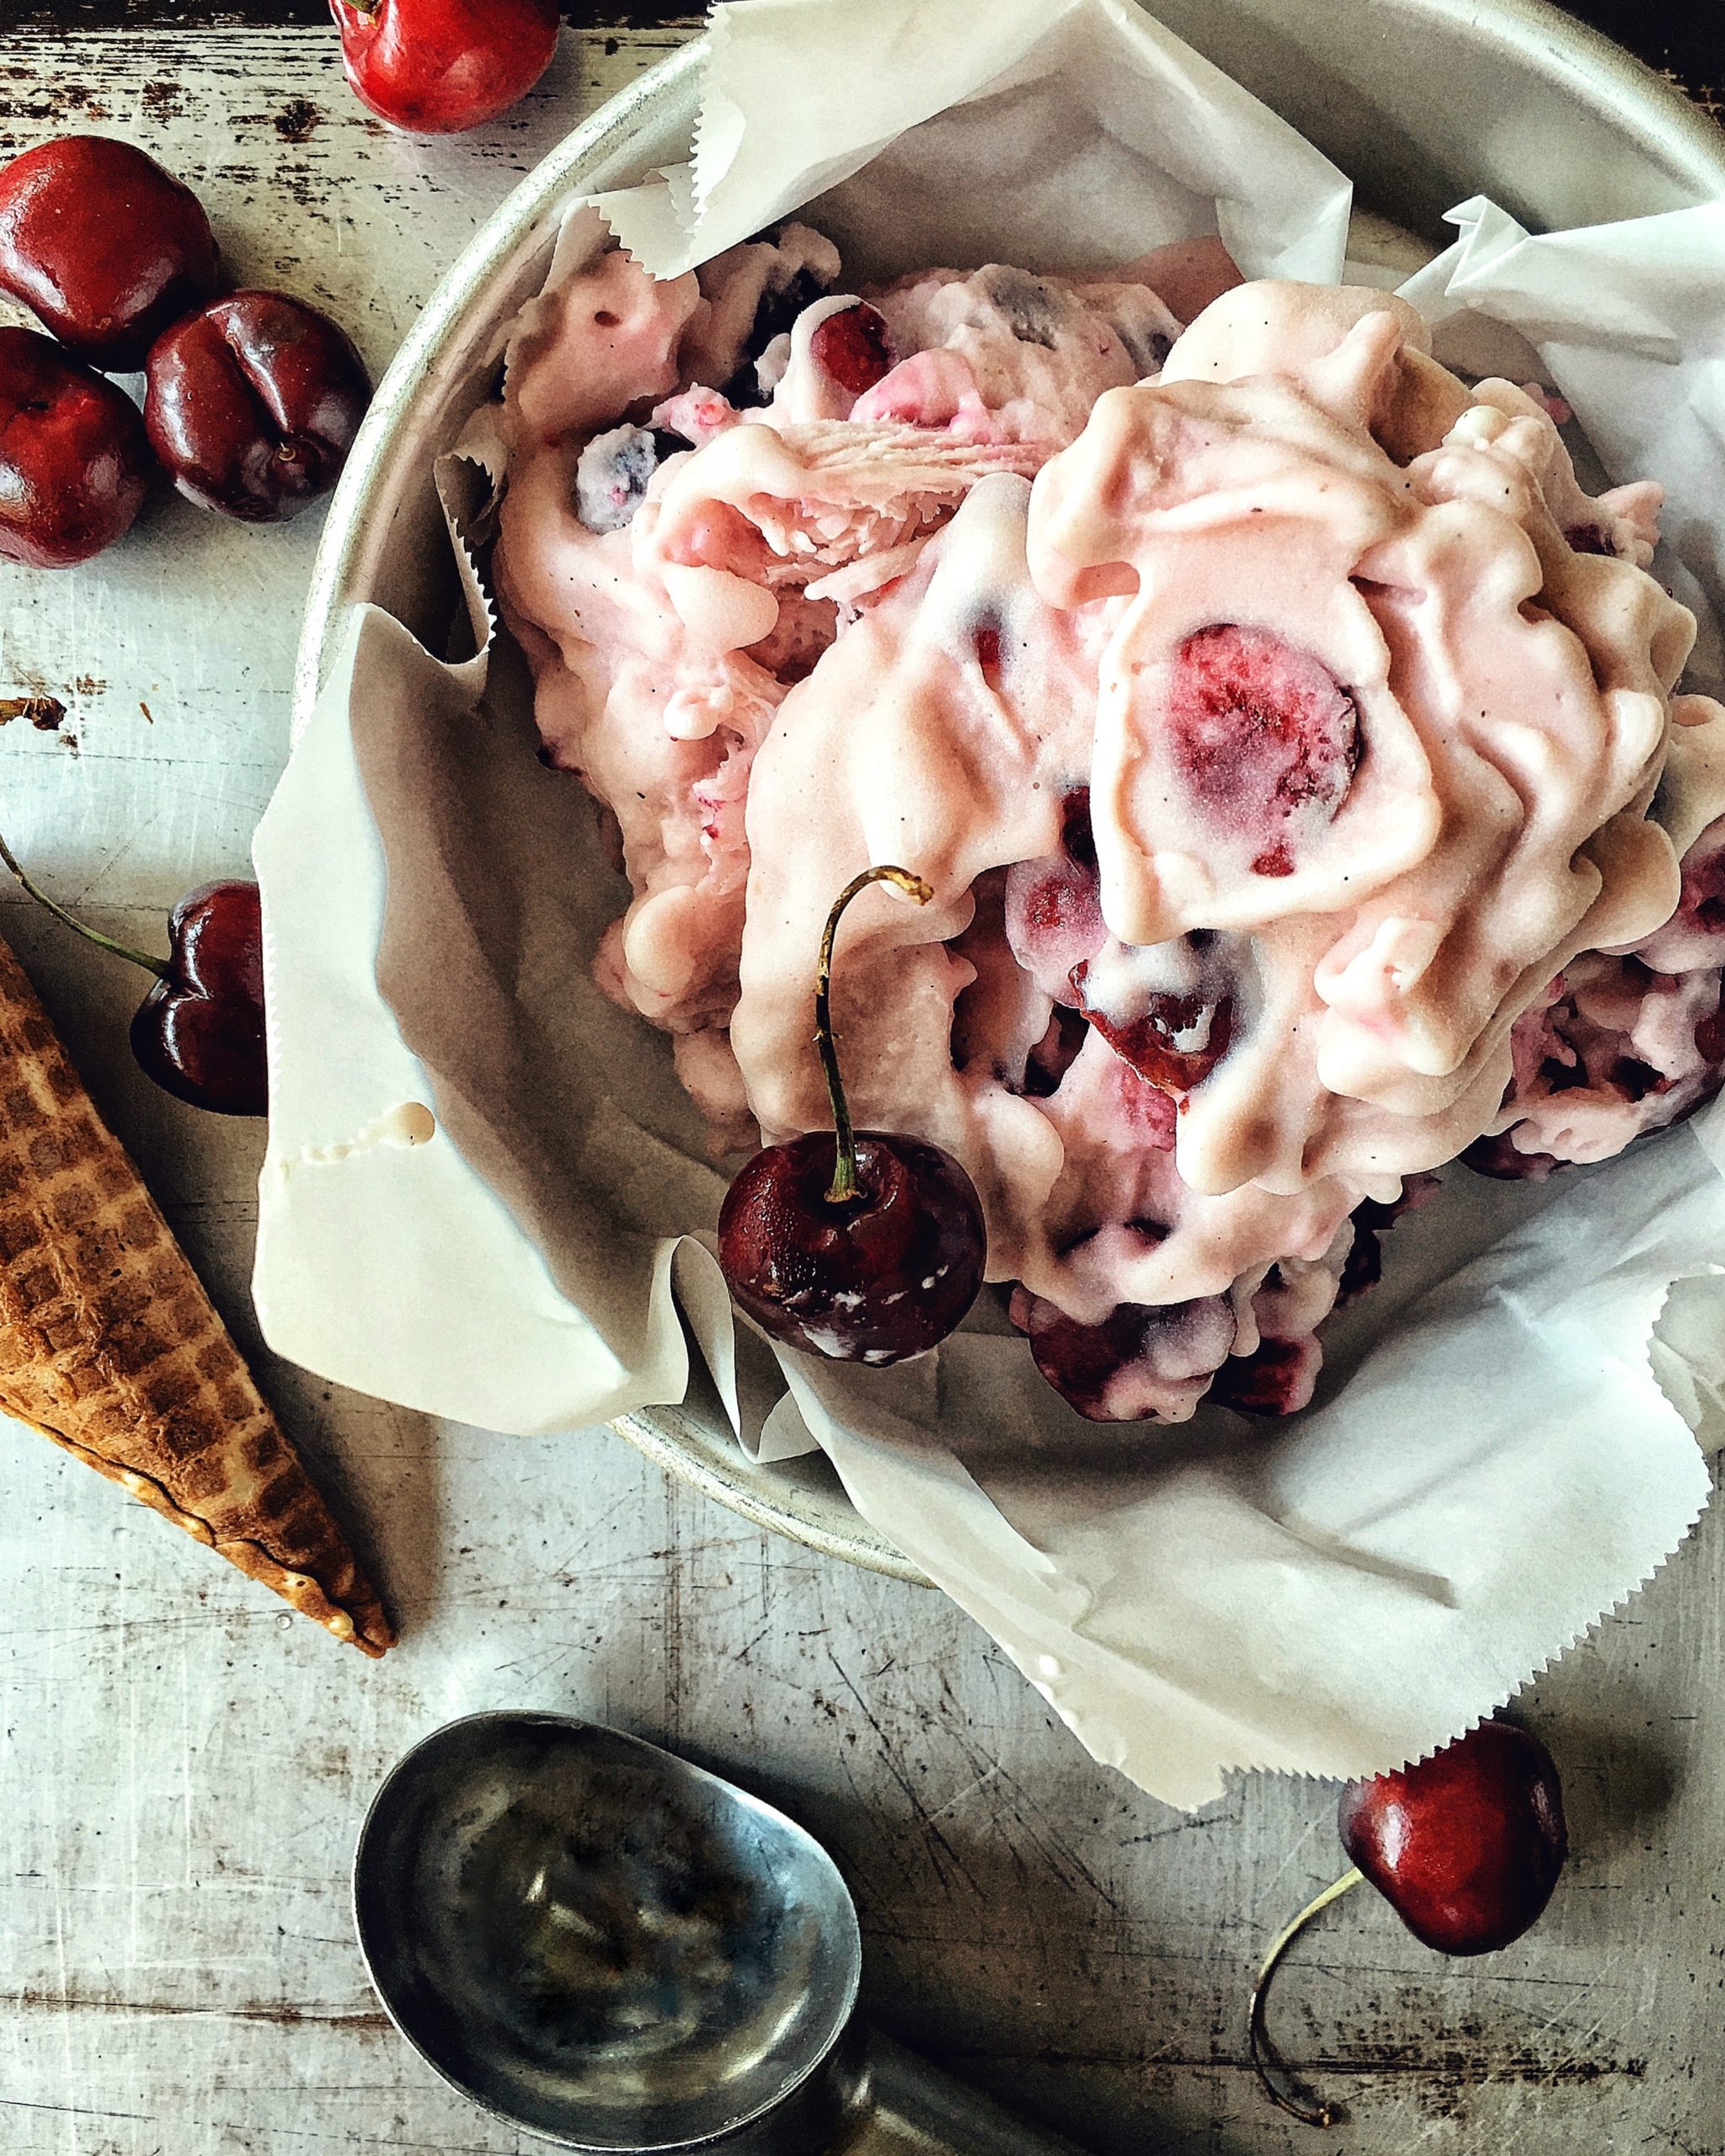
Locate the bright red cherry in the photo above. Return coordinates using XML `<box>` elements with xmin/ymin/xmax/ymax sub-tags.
<box><xmin>809</xmin><ymin>303</ymin><xmax>894</xmax><ymax>396</ymax></box>
<box><xmin>144</xmin><ymin>291</ymin><xmax>371</xmax><ymax>522</ymax></box>
<box><xmin>1338</xmin><ymin>1720</ymin><xmax>1567</xmax><ymax>1956</ymax></box>
<box><xmin>0</xmin><ymin>328</ymin><xmax>152</xmax><ymax>568</ymax></box>
<box><xmin>0</xmin><ymin>136</ymin><xmax>219</xmax><ymax>372</ymax></box>
<box><xmin>0</xmin><ymin>833</ymin><xmax>265</xmax><ymax>1118</ymax></box>
<box><xmin>329</xmin><ymin>0</ymin><xmax>560</xmax><ymax>134</ymax></box>
<box><xmin>1249</xmin><ymin>1720</ymin><xmax>1567</xmax><ymax>2127</ymax></box>
<box><xmin>718</xmin><ymin>867</ymin><xmax>986</xmax><ymax>1365</ymax></box>
<box><xmin>1069</xmin><ymin>960</ymin><xmax>1233</xmax><ymax>1093</ymax></box>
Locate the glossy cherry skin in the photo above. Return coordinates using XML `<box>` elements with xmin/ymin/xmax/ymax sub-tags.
<box><xmin>130</xmin><ymin>882</ymin><xmax>267</xmax><ymax>1118</ymax></box>
<box><xmin>0</xmin><ymin>328</ymin><xmax>152</xmax><ymax>568</ymax></box>
<box><xmin>1338</xmin><ymin>1721</ymin><xmax>1567</xmax><ymax>1956</ymax></box>
<box><xmin>0</xmin><ymin>136</ymin><xmax>219</xmax><ymax>371</ymax></box>
<box><xmin>329</xmin><ymin>0</ymin><xmax>560</xmax><ymax>133</ymax></box>
<box><xmin>718</xmin><ymin>1131</ymin><xmax>986</xmax><ymax>1365</ymax></box>
<box><xmin>144</xmin><ymin>291</ymin><xmax>371</xmax><ymax>521</ymax></box>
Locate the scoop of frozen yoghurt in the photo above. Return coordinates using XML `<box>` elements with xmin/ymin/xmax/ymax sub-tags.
<box><xmin>492</xmin><ymin>240</ymin><xmax>1725</xmax><ymax>1424</ymax></box>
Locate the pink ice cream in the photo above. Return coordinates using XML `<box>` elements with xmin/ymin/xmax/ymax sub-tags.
<box><xmin>491</xmin><ymin>227</ymin><xmax>1725</xmax><ymax>1425</ymax></box>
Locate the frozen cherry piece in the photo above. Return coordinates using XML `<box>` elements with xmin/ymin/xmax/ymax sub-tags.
<box><xmin>1209</xmin><ymin>1335</ymin><xmax>1319</xmax><ymax>1416</ymax></box>
<box><xmin>330</xmin><ymin>0</ymin><xmax>559</xmax><ymax>133</ymax></box>
<box><xmin>1339</xmin><ymin>1721</ymin><xmax>1567</xmax><ymax>1956</ymax></box>
<box><xmin>0</xmin><ymin>328</ymin><xmax>152</xmax><ymax>568</ymax></box>
<box><xmin>1002</xmin><ymin>789</ymin><xmax>1107</xmax><ymax>1002</ymax></box>
<box><xmin>1013</xmin><ymin>1283</ymin><xmax>1236</xmax><ymax>1424</ymax></box>
<box><xmin>1071</xmin><ymin>959</ymin><xmax>1233</xmax><ymax>1093</ymax></box>
<box><xmin>0</xmin><ymin>136</ymin><xmax>219</xmax><ymax>372</ymax></box>
<box><xmin>718</xmin><ymin>867</ymin><xmax>985</xmax><ymax>1365</ymax></box>
<box><xmin>144</xmin><ymin>291</ymin><xmax>371</xmax><ymax>522</ymax></box>
<box><xmin>574</xmin><ymin>423</ymin><xmax>691</xmax><ymax>535</ymax></box>
<box><xmin>1166</xmin><ymin>622</ymin><xmax>1359</xmax><ymax>877</ymax></box>
<box><xmin>722</xmin><ymin>264</ymin><xmax>839</xmax><ymax>408</ymax></box>
<box><xmin>0</xmin><ymin>831</ymin><xmax>265</xmax><ymax>1117</ymax></box>
<box><xmin>809</xmin><ymin>303</ymin><xmax>893</xmax><ymax>396</ymax></box>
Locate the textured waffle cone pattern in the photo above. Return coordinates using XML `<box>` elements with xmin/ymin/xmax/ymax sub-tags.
<box><xmin>0</xmin><ymin>926</ymin><xmax>392</xmax><ymax>1656</ymax></box>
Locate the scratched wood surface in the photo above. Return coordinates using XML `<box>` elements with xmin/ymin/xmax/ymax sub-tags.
<box><xmin>3</xmin><ymin>16</ymin><xmax>1725</xmax><ymax>2156</ymax></box>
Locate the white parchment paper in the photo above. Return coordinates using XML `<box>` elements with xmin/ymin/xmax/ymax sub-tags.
<box><xmin>255</xmin><ymin>0</ymin><xmax>1725</xmax><ymax>1808</ymax></box>
<box><xmin>1402</xmin><ymin>195</ymin><xmax>1725</xmax><ymax>693</ymax></box>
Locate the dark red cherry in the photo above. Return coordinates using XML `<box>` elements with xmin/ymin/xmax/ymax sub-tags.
<box><xmin>0</xmin><ymin>328</ymin><xmax>153</xmax><ymax>568</ymax></box>
<box><xmin>1209</xmin><ymin>1334</ymin><xmax>1318</xmax><ymax>1416</ymax></box>
<box><xmin>130</xmin><ymin>882</ymin><xmax>267</xmax><ymax>1118</ymax></box>
<box><xmin>1013</xmin><ymin>1288</ymin><xmax>1200</xmax><ymax>1423</ymax></box>
<box><xmin>0</xmin><ymin>136</ymin><xmax>219</xmax><ymax>372</ymax></box>
<box><xmin>1250</xmin><ymin>1718</ymin><xmax>1567</xmax><ymax>2127</ymax></box>
<box><xmin>809</xmin><ymin>303</ymin><xmax>894</xmax><ymax>395</ymax></box>
<box><xmin>0</xmin><ymin>833</ymin><xmax>264</xmax><ymax>1118</ymax></box>
<box><xmin>330</xmin><ymin>0</ymin><xmax>560</xmax><ymax>133</ymax></box>
<box><xmin>719</xmin><ymin>1130</ymin><xmax>985</xmax><ymax>1364</ymax></box>
<box><xmin>144</xmin><ymin>291</ymin><xmax>371</xmax><ymax>522</ymax></box>
<box><xmin>718</xmin><ymin>866</ymin><xmax>986</xmax><ymax>1366</ymax></box>
<box><xmin>1338</xmin><ymin>1720</ymin><xmax>1567</xmax><ymax>1956</ymax></box>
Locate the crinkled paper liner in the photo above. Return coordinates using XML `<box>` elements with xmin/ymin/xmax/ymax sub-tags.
<box><xmin>255</xmin><ymin>0</ymin><xmax>1725</xmax><ymax>1808</ymax></box>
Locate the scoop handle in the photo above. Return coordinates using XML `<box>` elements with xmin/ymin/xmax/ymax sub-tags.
<box><xmin>850</xmin><ymin>2031</ymin><xmax>1093</xmax><ymax>2154</ymax></box>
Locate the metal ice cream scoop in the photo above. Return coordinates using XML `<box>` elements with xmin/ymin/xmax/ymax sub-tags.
<box><xmin>352</xmin><ymin>1711</ymin><xmax>1084</xmax><ymax>2154</ymax></box>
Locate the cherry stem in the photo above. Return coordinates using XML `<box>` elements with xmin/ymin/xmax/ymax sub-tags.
<box><xmin>1247</xmin><ymin>1865</ymin><xmax>1365</xmax><ymax>2128</ymax></box>
<box><xmin>0</xmin><ymin>828</ymin><xmax>167</xmax><ymax>979</ymax></box>
<box><xmin>814</xmin><ymin>864</ymin><xmax>933</xmax><ymax>1206</ymax></box>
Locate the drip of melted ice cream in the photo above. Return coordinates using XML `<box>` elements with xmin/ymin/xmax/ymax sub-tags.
<box><xmin>493</xmin><ymin>235</ymin><xmax>1725</xmax><ymax>1424</ymax></box>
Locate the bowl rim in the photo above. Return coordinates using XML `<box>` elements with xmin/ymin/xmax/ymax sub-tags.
<box><xmin>295</xmin><ymin>0</ymin><xmax>1725</xmax><ymax>723</ymax></box>
<box><xmin>290</xmin><ymin>0</ymin><xmax>1725</xmax><ymax>1580</ymax></box>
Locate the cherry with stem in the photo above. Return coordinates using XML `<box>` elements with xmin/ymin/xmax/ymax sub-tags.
<box><xmin>1247</xmin><ymin>1721</ymin><xmax>1567</xmax><ymax>2130</ymax></box>
<box><xmin>718</xmin><ymin>864</ymin><xmax>986</xmax><ymax>1365</ymax></box>
<box><xmin>0</xmin><ymin>826</ymin><xmax>267</xmax><ymax>1118</ymax></box>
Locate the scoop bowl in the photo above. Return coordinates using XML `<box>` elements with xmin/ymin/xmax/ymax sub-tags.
<box><xmin>353</xmin><ymin>1712</ymin><xmax>863</xmax><ymax>2152</ymax></box>
<box><xmin>353</xmin><ymin>1712</ymin><xmax>1087</xmax><ymax>2154</ymax></box>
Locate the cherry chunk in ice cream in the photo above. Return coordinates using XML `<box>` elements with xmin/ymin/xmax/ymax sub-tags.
<box><xmin>807</xmin><ymin>302</ymin><xmax>894</xmax><ymax>396</ymax></box>
<box><xmin>1164</xmin><ymin>622</ymin><xmax>1360</xmax><ymax>878</ymax></box>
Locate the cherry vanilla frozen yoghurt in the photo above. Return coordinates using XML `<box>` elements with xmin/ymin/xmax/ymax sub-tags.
<box><xmin>489</xmin><ymin>223</ymin><xmax>1725</xmax><ymax>1424</ymax></box>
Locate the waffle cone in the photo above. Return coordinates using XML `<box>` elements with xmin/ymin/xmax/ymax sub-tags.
<box><xmin>0</xmin><ymin>924</ymin><xmax>392</xmax><ymax>1656</ymax></box>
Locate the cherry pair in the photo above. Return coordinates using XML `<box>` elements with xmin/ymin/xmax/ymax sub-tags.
<box><xmin>0</xmin><ymin>137</ymin><xmax>371</xmax><ymax>568</ymax></box>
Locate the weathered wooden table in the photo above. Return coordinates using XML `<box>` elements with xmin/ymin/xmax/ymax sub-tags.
<box><xmin>2</xmin><ymin>8</ymin><xmax>1722</xmax><ymax>2153</ymax></box>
